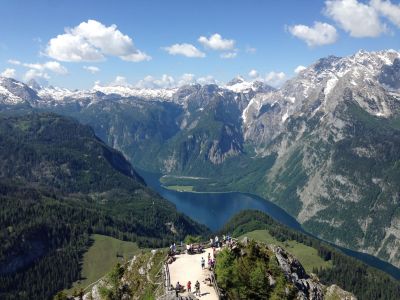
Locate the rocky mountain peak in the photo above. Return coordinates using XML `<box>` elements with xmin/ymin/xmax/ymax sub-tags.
<box><xmin>27</xmin><ymin>79</ymin><xmax>42</xmax><ymax>91</ymax></box>
<box><xmin>226</xmin><ymin>75</ymin><xmax>246</xmax><ymax>86</ymax></box>
<box><xmin>0</xmin><ymin>76</ymin><xmax>39</xmax><ymax>105</ymax></box>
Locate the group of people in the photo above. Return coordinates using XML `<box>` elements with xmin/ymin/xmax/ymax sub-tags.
<box><xmin>186</xmin><ymin>243</ymin><xmax>203</xmax><ymax>255</ymax></box>
<box><xmin>175</xmin><ymin>280</ymin><xmax>201</xmax><ymax>297</ymax></box>
<box><xmin>201</xmin><ymin>253</ymin><xmax>216</xmax><ymax>270</ymax></box>
<box><xmin>210</xmin><ymin>234</ymin><xmax>232</xmax><ymax>248</ymax></box>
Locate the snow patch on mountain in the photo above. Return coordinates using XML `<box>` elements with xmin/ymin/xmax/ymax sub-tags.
<box><xmin>0</xmin><ymin>85</ymin><xmax>23</xmax><ymax>104</ymax></box>
<box><xmin>92</xmin><ymin>84</ymin><xmax>178</xmax><ymax>100</ymax></box>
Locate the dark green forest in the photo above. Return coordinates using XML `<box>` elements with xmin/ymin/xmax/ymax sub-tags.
<box><xmin>0</xmin><ymin>112</ymin><xmax>208</xmax><ymax>300</ymax></box>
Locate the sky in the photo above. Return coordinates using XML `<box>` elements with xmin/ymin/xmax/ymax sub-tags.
<box><xmin>0</xmin><ymin>0</ymin><xmax>399</xmax><ymax>89</ymax></box>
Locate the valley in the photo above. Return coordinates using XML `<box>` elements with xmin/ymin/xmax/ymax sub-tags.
<box><xmin>5</xmin><ymin>49</ymin><xmax>397</xmax><ymax>269</ymax></box>
<box><xmin>1</xmin><ymin>48</ymin><xmax>400</xmax><ymax>299</ymax></box>
<box><xmin>3</xmin><ymin>1</ymin><xmax>400</xmax><ymax>298</ymax></box>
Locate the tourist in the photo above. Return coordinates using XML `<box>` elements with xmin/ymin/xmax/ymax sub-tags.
<box><xmin>215</xmin><ymin>235</ymin><xmax>219</xmax><ymax>247</ymax></box>
<box><xmin>187</xmin><ymin>280</ymin><xmax>191</xmax><ymax>293</ymax></box>
<box><xmin>175</xmin><ymin>282</ymin><xmax>181</xmax><ymax>297</ymax></box>
<box><xmin>195</xmin><ymin>280</ymin><xmax>201</xmax><ymax>297</ymax></box>
<box><xmin>201</xmin><ymin>257</ymin><xmax>205</xmax><ymax>269</ymax></box>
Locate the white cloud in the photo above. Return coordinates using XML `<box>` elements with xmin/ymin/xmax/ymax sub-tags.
<box><xmin>1</xmin><ymin>68</ymin><xmax>16</xmax><ymax>78</ymax></box>
<box><xmin>289</xmin><ymin>22</ymin><xmax>338</xmax><ymax>46</ymax></box>
<box><xmin>248</xmin><ymin>69</ymin><xmax>259</xmax><ymax>78</ymax></box>
<box><xmin>46</xmin><ymin>19</ymin><xmax>151</xmax><ymax>62</ymax></box>
<box><xmin>196</xmin><ymin>75</ymin><xmax>216</xmax><ymax>85</ymax></box>
<box><xmin>134</xmin><ymin>74</ymin><xmax>175</xmax><ymax>89</ymax></box>
<box><xmin>294</xmin><ymin>65</ymin><xmax>307</xmax><ymax>74</ymax></box>
<box><xmin>177</xmin><ymin>73</ymin><xmax>196</xmax><ymax>86</ymax></box>
<box><xmin>8</xmin><ymin>59</ymin><xmax>21</xmax><ymax>65</ymax></box>
<box><xmin>24</xmin><ymin>69</ymin><xmax>50</xmax><ymax>82</ymax></box>
<box><xmin>264</xmin><ymin>71</ymin><xmax>287</xmax><ymax>87</ymax></box>
<box><xmin>121</xmin><ymin>50</ymin><xmax>151</xmax><ymax>62</ymax></box>
<box><xmin>110</xmin><ymin>75</ymin><xmax>130</xmax><ymax>86</ymax></box>
<box><xmin>220</xmin><ymin>51</ymin><xmax>237</xmax><ymax>59</ymax></box>
<box><xmin>40</xmin><ymin>61</ymin><xmax>68</xmax><ymax>74</ymax></box>
<box><xmin>198</xmin><ymin>33</ymin><xmax>235</xmax><ymax>51</ymax></box>
<box><xmin>163</xmin><ymin>43</ymin><xmax>205</xmax><ymax>58</ymax></box>
<box><xmin>325</xmin><ymin>0</ymin><xmax>386</xmax><ymax>37</ymax></box>
<box><xmin>8</xmin><ymin>59</ymin><xmax>68</xmax><ymax>75</ymax></box>
<box><xmin>371</xmin><ymin>0</ymin><xmax>400</xmax><ymax>28</ymax></box>
<box><xmin>83</xmin><ymin>66</ymin><xmax>100</xmax><ymax>74</ymax></box>
<box><xmin>133</xmin><ymin>74</ymin><xmax>216</xmax><ymax>89</ymax></box>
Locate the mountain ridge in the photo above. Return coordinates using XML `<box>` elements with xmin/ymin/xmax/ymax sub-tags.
<box><xmin>1</xmin><ymin>49</ymin><xmax>400</xmax><ymax>269</ymax></box>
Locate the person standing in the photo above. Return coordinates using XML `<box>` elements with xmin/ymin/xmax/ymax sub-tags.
<box><xmin>195</xmin><ymin>280</ymin><xmax>201</xmax><ymax>297</ymax></box>
<box><xmin>201</xmin><ymin>257</ymin><xmax>205</xmax><ymax>269</ymax></box>
<box><xmin>175</xmin><ymin>282</ymin><xmax>181</xmax><ymax>297</ymax></box>
<box><xmin>187</xmin><ymin>280</ymin><xmax>191</xmax><ymax>293</ymax></box>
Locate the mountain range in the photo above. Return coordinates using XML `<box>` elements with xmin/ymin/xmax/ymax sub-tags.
<box><xmin>1</xmin><ymin>49</ymin><xmax>400</xmax><ymax>269</ymax></box>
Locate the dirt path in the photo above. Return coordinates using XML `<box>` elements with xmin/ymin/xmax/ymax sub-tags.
<box><xmin>168</xmin><ymin>248</ymin><xmax>218</xmax><ymax>300</ymax></box>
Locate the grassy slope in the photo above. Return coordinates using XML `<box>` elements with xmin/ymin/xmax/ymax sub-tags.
<box><xmin>239</xmin><ymin>229</ymin><xmax>332</xmax><ymax>273</ymax></box>
<box><xmin>164</xmin><ymin>185</ymin><xmax>194</xmax><ymax>192</ymax></box>
<box><xmin>65</xmin><ymin>234</ymin><xmax>142</xmax><ymax>294</ymax></box>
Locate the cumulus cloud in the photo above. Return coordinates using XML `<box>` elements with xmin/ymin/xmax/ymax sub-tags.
<box><xmin>46</xmin><ymin>19</ymin><xmax>151</xmax><ymax>62</ymax></box>
<box><xmin>196</xmin><ymin>75</ymin><xmax>216</xmax><ymax>85</ymax></box>
<box><xmin>163</xmin><ymin>43</ymin><xmax>205</xmax><ymax>58</ymax></box>
<box><xmin>264</xmin><ymin>71</ymin><xmax>287</xmax><ymax>87</ymax></box>
<box><xmin>177</xmin><ymin>73</ymin><xmax>196</xmax><ymax>86</ymax></box>
<box><xmin>220</xmin><ymin>51</ymin><xmax>238</xmax><ymax>59</ymax></box>
<box><xmin>248</xmin><ymin>69</ymin><xmax>259</xmax><ymax>78</ymax></box>
<box><xmin>294</xmin><ymin>65</ymin><xmax>307</xmax><ymax>74</ymax></box>
<box><xmin>288</xmin><ymin>22</ymin><xmax>338</xmax><ymax>46</ymax></box>
<box><xmin>39</xmin><ymin>61</ymin><xmax>68</xmax><ymax>74</ymax></box>
<box><xmin>120</xmin><ymin>50</ymin><xmax>152</xmax><ymax>62</ymax></box>
<box><xmin>1</xmin><ymin>68</ymin><xmax>16</xmax><ymax>78</ymax></box>
<box><xmin>8</xmin><ymin>59</ymin><xmax>68</xmax><ymax>75</ymax></box>
<box><xmin>370</xmin><ymin>0</ymin><xmax>400</xmax><ymax>28</ymax></box>
<box><xmin>110</xmin><ymin>75</ymin><xmax>130</xmax><ymax>86</ymax></box>
<box><xmin>83</xmin><ymin>66</ymin><xmax>100</xmax><ymax>74</ymax></box>
<box><xmin>198</xmin><ymin>33</ymin><xmax>235</xmax><ymax>51</ymax></box>
<box><xmin>8</xmin><ymin>59</ymin><xmax>21</xmax><ymax>65</ymax></box>
<box><xmin>24</xmin><ymin>69</ymin><xmax>50</xmax><ymax>82</ymax></box>
<box><xmin>131</xmin><ymin>74</ymin><xmax>216</xmax><ymax>89</ymax></box>
<box><xmin>135</xmin><ymin>74</ymin><xmax>176</xmax><ymax>88</ymax></box>
<box><xmin>325</xmin><ymin>0</ymin><xmax>386</xmax><ymax>37</ymax></box>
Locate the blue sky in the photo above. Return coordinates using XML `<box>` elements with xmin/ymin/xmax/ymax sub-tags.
<box><xmin>0</xmin><ymin>0</ymin><xmax>399</xmax><ymax>89</ymax></box>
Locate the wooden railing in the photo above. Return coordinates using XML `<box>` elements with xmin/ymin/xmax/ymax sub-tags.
<box><xmin>210</xmin><ymin>272</ymin><xmax>223</xmax><ymax>299</ymax></box>
<box><xmin>163</xmin><ymin>262</ymin><xmax>171</xmax><ymax>291</ymax></box>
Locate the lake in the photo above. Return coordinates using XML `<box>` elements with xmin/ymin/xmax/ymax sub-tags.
<box><xmin>138</xmin><ymin>170</ymin><xmax>400</xmax><ymax>279</ymax></box>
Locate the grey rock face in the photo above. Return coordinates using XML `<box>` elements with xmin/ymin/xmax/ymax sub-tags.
<box><xmin>271</xmin><ymin>246</ymin><xmax>324</xmax><ymax>300</ymax></box>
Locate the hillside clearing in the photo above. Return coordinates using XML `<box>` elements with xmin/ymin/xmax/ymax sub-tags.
<box><xmin>65</xmin><ymin>234</ymin><xmax>142</xmax><ymax>294</ymax></box>
<box><xmin>239</xmin><ymin>229</ymin><xmax>332</xmax><ymax>273</ymax></box>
